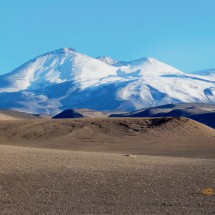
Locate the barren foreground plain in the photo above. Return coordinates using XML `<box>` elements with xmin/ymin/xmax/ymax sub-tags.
<box><xmin>0</xmin><ymin>117</ymin><xmax>214</xmax><ymax>214</ymax></box>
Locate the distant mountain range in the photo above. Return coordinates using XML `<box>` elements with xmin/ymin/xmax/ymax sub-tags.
<box><xmin>110</xmin><ymin>103</ymin><xmax>215</xmax><ymax>128</ymax></box>
<box><xmin>0</xmin><ymin>48</ymin><xmax>215</xmax><ymax>115</ymax></box>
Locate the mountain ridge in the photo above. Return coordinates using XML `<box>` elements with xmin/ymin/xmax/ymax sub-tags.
<box><xmin>0</xmin><ymin>48</ymin><xmax>215</xmax><ymax>115</ymax></box>
<box><xmin>109</xmin><ymin>103</ymin><xmax>215</xmax><ymax>128</ymax></box>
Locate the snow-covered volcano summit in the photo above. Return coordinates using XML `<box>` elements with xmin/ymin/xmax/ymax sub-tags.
<box><xmin>0</xmin><ymin>48</ymin><xmax>215</xmax><ymax>115</ymax></box>
<box><xmin>0</xmin><ymin>48</ymin><xmax>117</xmax><ymax>92</ymax></box>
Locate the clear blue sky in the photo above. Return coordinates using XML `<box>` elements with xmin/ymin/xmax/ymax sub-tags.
<box><xmin>0</xmin><ymin>0</ymin><xmax>215</xmax><ymax>74</ymax></box>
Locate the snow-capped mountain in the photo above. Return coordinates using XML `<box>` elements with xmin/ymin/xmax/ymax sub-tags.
<box><xmin>0</xmin><ymin>48</ymin><xmax>215</xmax><ymax>115</ymax></box>
<box><xmin>0</xmin><ymin>48</ymin><xmax>117</xmax><ymax>92</ymax></box>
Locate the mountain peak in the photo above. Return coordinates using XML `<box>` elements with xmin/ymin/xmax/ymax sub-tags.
<box><xmin>96</xmin><ymin>56</ymin><xmax>118</xmax><ymax>65</ymax></box>
<box><xmin>42</xmin><ymin>48</ymin><xmax>77</xmax><ymax>56</ymax></box>
<box><xmin>129</xmin><ymin>57</ymin><xmax>158</xmax><ymax>64</ymax></box>
<box><xmin>144</xmin><ymin>57</ymin><xmax>157</xmax><ymax>62</ymax></box>
<box><xmin>60</xmin><ymin>47</ymin><xmax>76</xmax><ymax>52</ymax></box>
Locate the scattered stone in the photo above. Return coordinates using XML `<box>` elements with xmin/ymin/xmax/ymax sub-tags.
<box><xmin>124</xmin><ymin>154</ymin><xmax>137</xmax><ymax>158</ymax></box>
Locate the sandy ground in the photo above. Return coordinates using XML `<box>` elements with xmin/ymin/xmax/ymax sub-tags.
<box><xmin>0</xmin><ymin>117</ymin><xmax>214</xmax><ymax>158</ymax></box>
<box><xmin>0</xmin><ymin>117</ymin><xmax>214</xmax><ymax>214</ymax></box>
<box><xmin>0</xmin><ymin>146</ymin><xmax>214</xmax><ymax>215</ymax></box>
<box><xmin>0</xmin><ymin>113</ymin><xmax>17</xmax><ymax>120</ymax></box>
<box><xmin>0</xmin><ymin>110</ymin><xmax>39</xmax><ymax>120</ymax></box>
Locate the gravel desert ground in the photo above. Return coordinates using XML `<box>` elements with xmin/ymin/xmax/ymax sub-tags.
<box><xmin>0</xmin><ymin>117</ymin><xmax>214</xmax><ymax>214</ymax></box>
